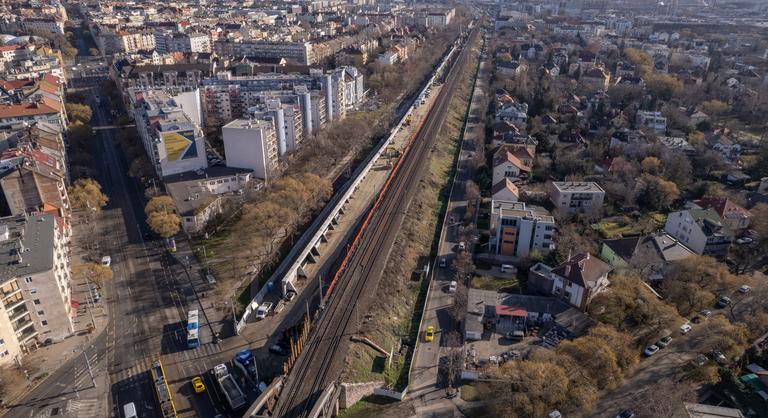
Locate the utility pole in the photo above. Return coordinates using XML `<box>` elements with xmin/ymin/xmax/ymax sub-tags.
<box><xmin>83</xmin><ymin>348</ymin><xmax>96</xmax><ymax>388</ymax></box>
<box><xmin>317</xmin><ymin>275</ymin><xmax>324</xmax><ymax>310</ymax></box>
<box><xmin>84</xmin><ymin>273</ymin><xmax>96</xmax><ymax>328</ymax></box>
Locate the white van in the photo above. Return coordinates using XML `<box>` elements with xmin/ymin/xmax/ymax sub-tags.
<box><xmin>500</xmin><ymin>264</ymin><xmax>514</xmax><ymax>273</ymax></box>
<box><xmin>123</xmin><ymin>402</ymin><xmax>137</xmax><ymax>418</ymax></box>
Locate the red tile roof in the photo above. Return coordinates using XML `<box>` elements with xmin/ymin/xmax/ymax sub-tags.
<box><xmin>496</xmin><ymin>305</ymin><xmax>527</xmax><ymax>317</ymax></box>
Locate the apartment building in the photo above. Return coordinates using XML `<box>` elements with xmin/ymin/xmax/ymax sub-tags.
<box><xmin>0</xmin><ymin>213</ymin><xmax>73</xmax><ymax>365</ymax></box>
<box><xmin>0</xmin><ymin>98</ymin><xmax>66</xmax><ymax>132</ymax></box>
<box><xmin>548</xmin><ymin>182</ymin><xmax>605</xmax><ymax>215</ymax></box>
<box><xmin>129</xmin><ymin>89</ymin><xmax>208</xmax><ymax>178</ymax></box>
<box><xmin>155</xmin><ymin>31</ymin><xmax>212</xmax><ymax>54</ymax></box>
<box><xmin>214</xmin><ymin>40</ymin><xmax>313</xmax><ymax>65</ymax></box>
<box><xmin>118</xmin><ymin>30</ymin><xmax>156</xmax><ymax>53</ymax></box>
<box><xmin>0</xmin><ymin>147</ymin><xmax>70</xmax><ymax>221</ymax></box>
<box><xmin>248</xmin><ymin>99</ymin><xmax>303</xmax><ymax>157</ymax></box>
<box><xmin>327</xmin><ymin>66</ymin><xmax>365</xmax><ymax>120</ymax></box>
<box><xmin>222</xmin><ymin>119</ymin><xmax>278</xmax><ymax>180</ymax></box>
<box><xmin>490</xmin><ymin>201</ymin><xmax>556</xmax><ymax>258</ymax></box>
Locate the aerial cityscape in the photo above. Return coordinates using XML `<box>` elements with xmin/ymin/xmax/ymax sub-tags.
<box><xmin>0</xmin><ymin>0</ymin><xmax>766</xmax><ymax>417</ymax></box>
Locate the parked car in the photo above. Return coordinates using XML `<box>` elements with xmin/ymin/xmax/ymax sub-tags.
<box><xmin>255</xmin><ymin>302</ymin><xmax>273</xmax><ymax>320</ymax></box>
<box><xmin>716</xmin><ymin>296</ymin><xmax>732</xmax><ymax>308</ymax></box>
<box><xmin>616</xmin><ymin>410</ymin><xmax>637</xmax><ymax>418</ymax></box>
<box><xmin>680</xmin><ymin>323</ymin><xmax>692</xmax><ymax>334</ymax></box>
<box><xmin>700</xmin><ymin>309</ymin><xmax>712</xmax><ymax>318</ymax></box>
<box><xmin>191</xmin><ymin>376</ymin><xmax>206</xmax><ymax>393</ymax></box>
<box><xmin>424</xmin><ymin>326</ymin><xmax>435</xmax><ymax>342</ymax></box>
<box><xmin>656</xmin><ymin>335</ymin><xmax>673</xmax><ymax>348</ymax></box>
<box><xmin>739</xmin><ymin>285</ymin><xmax>751</xmax><ymax>294</ymax></box>
<box><xmin>101</xmin><ymin>256</ymin><xmax>111</xmax><ymax>267</ymax></box>
<box><xmin>448</xmin><ymin>281</ymin><xmax>457</xmax><ymax>293</ymax></box>
<box><xmin>710</xmin><ymin>351</ymin><xmax>727</xmax><ymax>364</ymax></box>
<box><xmin>269</xmin><ymin>343</ymin><xmax>290</xmax><ymax>356</ymax></box>
<box><xmin>284</xmin><ymin>291</ymin><xmax>297</xmax><ymax>302</ymax></box>
<box><xmin>643</xmin><ymin>345</ymin><xmax>660</xmax><ymax>357</ymax></box>
<box><xmin>736</xmin><ymin>237</ymin><xmax>753</xmax><ymax>245</ymax></box>
<box><xmin>458</xmin><ymin>241</ymin><xmax>466</xmax><ymax>251</ymax></box>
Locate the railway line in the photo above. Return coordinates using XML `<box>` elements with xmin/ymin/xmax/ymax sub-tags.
<box><xmin>272</xmin><ymin>27</ymin><xmax>479</xmax><ymax>418</ymax></box>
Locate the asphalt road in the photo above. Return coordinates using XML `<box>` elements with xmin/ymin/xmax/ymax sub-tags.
<box><xmin>409</xmin><ymin>40</ymin><xmax>487</xmax><ymax>401</ymax></box>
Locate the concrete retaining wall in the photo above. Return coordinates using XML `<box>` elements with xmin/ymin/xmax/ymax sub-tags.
<box><xmin>339</xmin><ymin>381</ymin><xmax>385</xmax><ymax>409</ymax></box>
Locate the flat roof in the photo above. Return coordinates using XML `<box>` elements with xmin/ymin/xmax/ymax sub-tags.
<box><xmin>222</xmin><ymin>118</ymin><xmax>274</xmax><ymax>130</ymax></box>
<box><xmin>0</xmin><ymin>214</ymin><xmax>55</xmax><ymax>283</ymax></box>
<box><xmin>551</xmin><ymin>181</ymin><xmax>605</xmax><ymax>193</ymax></box>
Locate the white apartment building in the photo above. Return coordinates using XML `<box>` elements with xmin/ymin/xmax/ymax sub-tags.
<box><xmin>548</xmin><ymin>182</ymin><xmax>606</xmax><ymax>215</ymax></box>
<box><xmin>214</xmin><ymin>40</ymin><xmax>313</xmax><ymax>65</ymax></box>
<box><xmin>328</xmin><ymin>66</ymin><xmax>365</xmax><ymax>121</ymax></box>
<box><xmin>248</xmin><ymin>99</ymin><xmax>303</xmax><ymax>157</ymax></box>
<box><xmin>0</xmin><ymin>214</ymin><xmax>73</xmax><ymax>366</ymax></box>
<box><xmin>118</xmin><ymin>30</ymin><xmax>156</xmax><ymax>53</ymax></box>
<box><xmin>490</xmin><ymin>201</ymin><xmax>556</xmax><ymax>258</ymax></box>
<box><xmin>129</xmin><ymin>89</ymin><xmax>208</xmax><ymax>178</ymax></box>
<box><xmin>222</xmin><ymin>119</ymin><xmax>278</xmax><ymax>180</ymax></box>
<box><xmin>155</xmin><ymin>31</ymin><xmax>212</xmax><ymax>54</ymax></box>
<box><xmin>636</xmin><ymin>111</ymin><xmax>667</xmax><ymax>133</ymax></box>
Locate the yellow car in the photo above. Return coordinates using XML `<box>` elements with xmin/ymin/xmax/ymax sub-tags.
<box><xmin>424</xmin><ymin>326</ymin><xmax>435</xmax><ymax>342</ymax></box>
<box><xmin>191</xmin><ymin>376</ymin><xmax>206</xmax><ymax>393</ymax></box>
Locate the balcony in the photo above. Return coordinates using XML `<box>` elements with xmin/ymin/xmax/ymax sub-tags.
<box><xmin>1</xmin><ymin>286</ymin><xmax>22</xmax><ymax>301</ymax></box>
<box><xmin>8</xmin><ymin>305</ymin><xmax>29</xmax><ymax>323</ymax></box>
<box><xmin>4</xmin><ymin>296</ymin><xmax>24</xmax><ymax>312</ymax></box>
<box><xmin>18</xmin><ymin>327</ymin><xmax>37</xmax><ymax>344</ymax></box>
<box><xmin>13</xmin><ymin>316</ymin><xmax>34</xmax><ymax>334</ymax></box>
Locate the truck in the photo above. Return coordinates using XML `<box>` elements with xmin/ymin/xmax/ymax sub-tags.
<box><xmin>233</xmin><ymin>349</ymin><xmax>259</xmax><ymax>386</ymax></box>
<box><xmin>211</xmin><ymin>363</ymin><xmax>247</xmax><ymax>411</ymax></box>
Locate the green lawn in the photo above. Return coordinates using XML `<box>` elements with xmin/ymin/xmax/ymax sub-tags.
<box><xmin>597</xmin><ymin>213</ymin><xmax>666</xmax><ymax>239</ymax></box>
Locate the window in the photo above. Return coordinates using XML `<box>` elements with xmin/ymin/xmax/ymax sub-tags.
<box><xmin>33</xmin><ymin>299</ymin><xmax>40</xmax><ymax>305</ymax></box>
<box><xmin>0</xmin><ymin>350</ymin><xmax>7</xmax><ymax>358</ymax></box>
<box><xmin>41</xmin><ymin>320</ymin><xmax>48</xmax><ymax>326</ymax></box>
<box><xmin>0</xmin><ymin>339</ymin><xmax>5</xmax><ymax>346</ymax></box>
<box><xmin>37</xmin><ymin>310</ymin><xmax>44</xmax><ymax>316</ymax></box>
<box><xmin>24</xmin><ymin>277</ymin><xmax>32</xmax><ymax>284</ymax></box>
<box><xmin>29</xmin><ymin>288</ymin><xmax>37</xmax><ymax>294</ymax></box>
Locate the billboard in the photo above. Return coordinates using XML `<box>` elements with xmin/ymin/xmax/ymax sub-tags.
<box><xmin>161</xmin><ymin>130</ymin><xmax>199</xmax><ymax>161</ymax></box>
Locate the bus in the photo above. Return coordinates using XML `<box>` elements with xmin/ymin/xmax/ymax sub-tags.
<box><xmin>187</xmin><ymin>310</ymin><xmax>200</xmax><ymax>349</ymax></box>
<box><xmin>149</xmin><ymin>359</ymin><xmax>177</xmax><ymax>418</ymax></box>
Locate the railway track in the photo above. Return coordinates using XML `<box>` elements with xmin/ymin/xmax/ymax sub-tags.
<box><xmin>272</xmin><ymin>28</ymin><xmax>479</xmax><ymax>418</ymax></box>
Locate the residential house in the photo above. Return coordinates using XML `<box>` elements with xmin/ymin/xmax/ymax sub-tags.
<box><xmin>492</xmin><ymin>146</ymin><xmax>532</xmax><ymax>184</ymax></box>
<box><xmin>548</xmin><ymin>181</ymin><xmax>605</xmax><ymax>215</ymax></box>
<box><xmin>609</xmin><ymin>129</ymin><xmax>648</xmax><ymax>150</ymax></box>
<box><xmin>659</xmin><ymin>136</ymin><xmax>696</xmax><ymax>156</ymax></box>
<box><xmin>664</xmin><ymin>208</ymin><xmax>734</xmax><ymax>258</ymax></box>
<box><xmin>165</xmin><ymin>167</ymin><xmax>255</xmax><ymax>235</ymax></box>
<box><xmin>691</xmin><ymin>197</ymin><xmax>751</xmax><ymax>232</ymax></box>
<box><xmin>528</xmin><ymin>253</ymin><xmax>612</xmax><ymax>310</ymax></box>
<box><xmin>489</xmin><ymin>201</ymin><xmax>555</xmax><ymax>258</ymax></box>
<box><xmin>580</xmin><ymin>67</ymin><xmax>611</xmax><ymax>91</ymax></box>
<box><xmin>706</xmin><ymin>129</ymin><xmax>741</xmax><ymax>161</ymax></box>
<box><xmin>636</xmin><ymin>110</ymin><xmax>667</xmax><ymax>133</ymax></box>
<box><xmin>600</xmin><ymin>233</ymin><xmax>694</xmax><ymax>281</ymax></box>
<box><xmin>496</xmin><ymin>102</ymin><xmax>528</xmax><ymax>128</ymax></box>
<box><xmin>491</xmin><ymin>178</ymin><xmax>519</xmax><ymax>202</ymax></box>
<box><xmin>497</xmin><ymin>60</ymin><xmax>526</xmax><ymax>76</ymax></box>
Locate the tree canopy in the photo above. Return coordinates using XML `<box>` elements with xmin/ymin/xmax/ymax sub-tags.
<box><xmin>68</xmin><ymin>178</ymin><xmax>108</xmax><ymax>212</ymax></box>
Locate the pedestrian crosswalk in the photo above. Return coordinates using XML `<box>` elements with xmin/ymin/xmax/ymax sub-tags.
<box><xmin>67</xmin><ymin>398</ymin><xmax>101</xmax><ymax>418</ymax></box>
<box><xmin>109</xmin><ymin>343</ymin><xmax>222</xmax><ymax>383</ymax></box>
